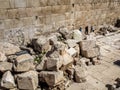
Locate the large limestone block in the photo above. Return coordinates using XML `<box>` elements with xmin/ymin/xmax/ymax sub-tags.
<box><xmin>14</xmin><ymin>54</ymin><xmax>34</xmax><ymax>72</ymax></box>
<box><xmin>39</xmin><ymin>71</ymin><xmax>64</xmax><ymax>86</ymax></box>
<box><xmin>15</xmin><ymin>0</ymin><xmax>27</xmax><ymax>8</ymax></box>
<box><xmin>0</xmin><ymin>62</ymin><xmax>12</xmax><ymax>72</ymax></box>
<box><xmin>1</xmin><ymin>71</ymin><xmax>16</xmax><ymax>89</ymax></box>
<box><xmin>46</xmin><ymin>51</ymin><xmax>63</xmax><ymax>71</ymax></box>
<box><xmin>74</xmin><ymin>65</ymin><xmax>87</xmax><ymax>83</ymax></box>
<box><xmin>16</xmin><ymin>71</ymin><xmax>38</xmax><ymax>90</ymax></box>
<box><xmin>32</xmin><ymin>36</ymin><xmax>50</xmax><ymax>53</ymax></box>
<box><xmin>46</xmin><ymin>58</ymin><xmax>63</xmax><ymax>71</ymax></box>
<box><xmin>81</xmin><ymin>47</ymin><xmax>99</xmax><ymax>58</ymax></box>
<box><xmin>0</xmin><ymin>52</ymin><xmax>7</xmax><ymax>62</ymax></box>
<box><xmin>79</xmin><ymin>40</ymin><xmax>96</xmax><ymax>51</ymax></box>
<box><xmin>0</xmin><ymin>42</ymin><xmax>20</xmax><ymax>55</ymax></box>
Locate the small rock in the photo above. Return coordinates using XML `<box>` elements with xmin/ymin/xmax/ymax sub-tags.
<box><xmin>1</xmin><ymin>71</ymin><xmax>16</xmax><ymax>89</ymax></box>
<box><xmin>16</xmin><ymin>71</ymin><xmax>38</xmax><ymax>90</ymax></box>
<box><xmin>14</xmin><ymin>54</ymin><xmax>34</xmax><ymax>72</ymax></box>
<box><xmin>74</xmin><ymin>65</ymin><xmax>87</xmax><ymax>83</ymax></box>
<box><xmin>0</xmin><ymin>52</ymin><xmax>7</xmax><ymax>62</ymax></box>
<box><xmin>0</xmin><ymin>62</ymin><xmax>12</xmax><ymax>72</ymax></box>
<box><xmin>39</xmin><ymin>71</ymin><xmax>64</xmax><ymax>86</ymax></box>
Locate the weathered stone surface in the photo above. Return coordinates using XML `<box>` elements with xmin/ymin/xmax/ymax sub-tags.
<box><xmin>81</xmin><ymin>47</ymin><xmax>99</xmax><ymax>58</ymax></box>
<box><xmin>32</xmin><ymin>36</ymin><xmax>50</xmax><ymax>53</ymax></box>
<box><xmin>0</xmin><ymin>62</ymin><xmax>12</xmax><ymax>72</ymax></box>
<box><xmin>66</xmin><ymin>48</ymin><xmax>77</xmax><ymax>57</ymax></box>
<box><xmin>45</xmin><ymin>51</ymin><xmax>63</xmax><ymax>71</ymax></box>
<box><xmin>0</xmin><ymin>52</ymin><xmax>7</xmax><ymax>62</ymax></box>
<box><xmin>39</xmin><ymin>71</ymin><xmax>64</xmax><ymax>86</ymax></box>
<box><xmin>0</xmin><ymin>42</ymin><xmax>20</xmax><ymax>55</ymax></box>
<box><xmin>73</xmin><ymin>30</ymin><xmax>84</xmax><ymax>42</ymax></box>
<box><xmin>74</xmin><ymin>65</ymin><xmax>87</xmax><ymax>83</ymax></box>
<box><xmin>14</xmin><ymin>54</ymin><xmax>34</xmax><ymax>72</ymax></box>
<box><xmin>16</xmin><ymin>71</ymin><xmax>38</xmax><ymax>90</ymax></box>
<box><xmin>59</xmin><ymin>28</ymin><xmax>72</xmax><ymax>39</ymax></box>
<box><xmin>61</xmin><ymin>51</ymin><xmax>73</xmax><ymax>66</ymax></box>
<box><xmin>65</xmin><ymin>39</ymin><xmax>77</xmax><ymax>48</ymax></box>
<box><xmin>80</xmin><ymin>40</ymin><xmax>96</xmax><ymax>51</ymax></box>
<box><xmin>1</xmin><ymin>71</ymin><xmax>16</xmax><ymax>89</ymax></box>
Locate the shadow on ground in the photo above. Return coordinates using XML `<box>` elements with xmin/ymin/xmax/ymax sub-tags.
<box><xmin>114</xmin><ymin>60</ymin><xmax>120</xmax><ymax>66</ymax></box>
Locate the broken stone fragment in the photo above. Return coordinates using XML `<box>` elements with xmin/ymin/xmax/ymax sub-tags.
<box><xmin>0</xmin><ymin>62</ymin><xmax>12</xmax><ymax>72</ymax></box>
<box><xmin>16</xmin><ymin>70</ymin><xmax>38</xmax><ymax>90</ymax></box>
<box><xmin>74</xmin><ymin>65</ymin><xmax>87</xmax><ymax>83</ymax></box>
<box><xmin>66</xmin><ymin>47</ymin><xmax>77</xmax><ymax>57</ymax></box>
<box><xmin>0</xmin><ymin>52</ymin><xmax>7</xmax><ymax>62</ymax></box>
<box><xmin>0</xmin><ymin>42</ymin><xmax>20</xmax><ymax>55</ymax></box>
<box><xmin>65</xmin><ymin>39</ymin><xmax>77</xmax><ymax>48</ymax></box>
<box><xmin>14</xmin><ymin>54</ymin><xmax>34</xmax><ymax>72</ymax></box>
<box><xmin>59</xmin><ymin>28</ymin><xmax>72</xmax><ymax>39</ymax></box>
<box><xmin>1</xmin><ymin>71</ymin><xmax>16</xmax><ymax>89</ymax></box>
<box><xmin>73</xmin><ymin>30</ymin><xmax>84</xmax><ymax>42</ymax></box>
<box><xmin>39</xmin><ymin>71</ymin><xmax>64</xmax><ymax>86</ymax></box>
<box><xmin>32</xmin><ymin>36</ymin><xmax>50</xmax><ymax>53</ymax></box>
<box><xmin>61</xmin><ymin>51</ymin><xmax>73</xmax><ymax>66</ymax></box>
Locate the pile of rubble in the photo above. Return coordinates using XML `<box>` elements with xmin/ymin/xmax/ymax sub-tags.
<box><xmin>0</xmin><ymin>28</ymin><xmax>100</xmax><ymax>90</ymax></box>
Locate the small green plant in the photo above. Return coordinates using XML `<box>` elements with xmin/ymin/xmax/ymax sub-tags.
<box><xmin>34</xmin><ymin>51</ymin><xmax>46</xmax><ymax>64</ymax></box>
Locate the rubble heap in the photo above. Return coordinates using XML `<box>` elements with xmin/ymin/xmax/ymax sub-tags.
<box><xmin>0</xmin><ymin>28</ymin><xmax>101</xmax><ymax>90</ymax></box>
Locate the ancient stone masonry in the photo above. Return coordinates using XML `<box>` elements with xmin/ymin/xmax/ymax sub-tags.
<box><xmin>0</xmin><ymin>0</ymin><xmax>120</xmax><ymax>44</ymax></box>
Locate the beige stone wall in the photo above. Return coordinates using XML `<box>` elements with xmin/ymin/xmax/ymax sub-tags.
<box><xmin>0</xmin><ymin>0</ymin><xmax>120</xmax><ymax>44</ymax></box>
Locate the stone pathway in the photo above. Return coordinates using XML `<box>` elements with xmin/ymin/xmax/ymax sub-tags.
<box><xmin>67</xmin><ymin>33</ymin><xmax>120</xmax><ymax>90</ymax></box>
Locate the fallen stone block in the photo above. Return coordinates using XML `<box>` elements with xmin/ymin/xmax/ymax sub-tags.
<box><xmin>0</xmin><ymin>62</ymin><xmax>12</xmax><ymax>72</ymax></box>
<box><xmin>61</xmin><ymin>51</ymin><xmax>73</xmax><ymax>66</ymax></box>
<box><xmin>74</xmin><ymin>65</ymin><xmax>87</xmax><ymax>83</ymax></box>
<box><xmin>0</xmin><ymin>42</ymin><xmax>20</xmax><ymax>55</ymax></box>
<box><xmin>1</xmin><ymin>71</ymin><xmax>16</xmax><ymax>89</ymax></box>
<box><xmin>16</xmin><ymin>71</ymin><xmax>38</xmax><ymax>90</ymax></box>
<box><xmin>46</xmin><ymin>58</ymin><xmax>63</xmax><ymax>71</ymax></box>
<box><xmin>0</xmin><ymin>52</ymin><xmax>7</xmax><ymax>62</ymax></box>
<box><xmin>14</xmin><ymin>54</ymin><xmax>34</xmax><ymax>72</ymax></box>
<box><xmin>32</xmin><ymin>36</ymin><xmax>50</xmax><ymax>53</ymax></box>
<box><xmin>79</xmin><ymin>40</ymin><xmax>96</xmax><ymax>51</ymax></box>
<box><xmin>59</xmin><ymin>28</ymin><xmax>72</xmax><ymax>39</ymax></box>
<box><xmin>73</xmin><ymin>30</ymin><xmax>84</xmax><ymax>42</ymax></box>
<box><xmin>66</xmin><ymin>48</ymin><xmax>77</xmax><ymax>57</ymax></box>
<box><xmin>65</xmin><ymin>39</ymin><xmax>77</xmax><ymax>48</ymax></box>
<box><xmin>39</xmin><ymin>71</ymin><xmax>64</xmax><ymax>86</ymax></box>
<box><xmin>81</xmin><ymin>47</ymin><xmax>99</xmax><ymax>58</ymax></box>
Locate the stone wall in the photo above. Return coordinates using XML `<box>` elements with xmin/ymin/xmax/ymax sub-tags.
<box><xmin>0</xmin><ymin>0</ymin><xmax>120</xmax><ymax>44</ymax></box>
